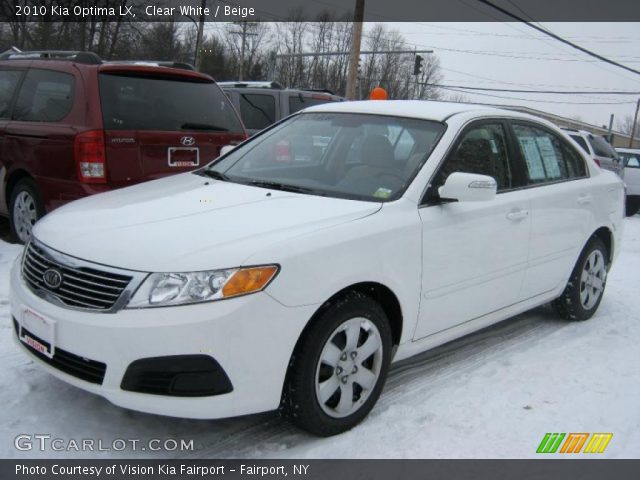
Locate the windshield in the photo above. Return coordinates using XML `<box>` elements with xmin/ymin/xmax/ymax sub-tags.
<box><xmin>204</xmin><ymin>112</ymin><xmax>446</xmax><ymax>202</ymax></box>
<box><xmin>99</xmin><ymin>73</ymin><xmax>244</xmax><ymax>132</ymax></box>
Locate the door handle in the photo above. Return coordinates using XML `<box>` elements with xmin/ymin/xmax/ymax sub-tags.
<box><xmin>577</xmin><ymin>194</ymin><xmax>593</xmax><ymax>205</ymax></box>
<box><xmin>506</xmin><ymin>209</ymin><xmax>529</xmax><ymax>221</ymax></box>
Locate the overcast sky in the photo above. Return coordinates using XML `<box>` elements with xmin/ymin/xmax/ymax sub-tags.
<box><xmin>388</xmin><ymin>22</ymin><xmax>640</xmax><ymax>131</ymax></box>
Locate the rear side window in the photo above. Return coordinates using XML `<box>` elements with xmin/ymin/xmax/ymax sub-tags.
<box><xmin>239</xmin><ymin>93</ymin><xmax>276</xmax><ymax>130</ymax></box>
<box><xmin>570</xmin><ymin>134</ymin><xmax>589</xmax><ymax>154</ymax></box>
<box><xmin>0</xmin><ymin>69</ymin><xmax>22</xmax><ymax>119</ymax></box>
<box><xmin>588</xmin><ymin>135</ymin><xmax>618</xmax><ymax>158</ymax></box>
<box><xmin>513</xmin><ymin>124</ymin><xmax>587</xmax><ymax>184</ymax></box>
<box><xmin>13</xmin><ymin>69</ymin><xmax>74</xmax><ymax>122</ymax></box>
<box><xmin>433</xmin><ymin>123</ymin><xmax>512</xmax><ymax>191</ymax></box>
<box><xmin>99</xmin><ymin>74</ymin><xmax>243</xmax><ymax>132</ymax></box>
<box><xmin>289</xmin><ymin>95</ymin><xmax>337</xmax><ymax>114</ymax></box>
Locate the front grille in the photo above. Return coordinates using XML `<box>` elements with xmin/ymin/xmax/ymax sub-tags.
<box><xmin>14</xmin><ymin>318</ymin><xmax>107</xmax><ymax>385</ymax></box>
<box><xmin>22</xmin><ymin>242</ymin><xmax>133</xmax><ymax>311</ymax></box>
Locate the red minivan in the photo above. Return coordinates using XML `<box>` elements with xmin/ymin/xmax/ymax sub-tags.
<box><xmin>0</xmin><ymin>51</ymin><xmax>247</xmax><ymax>243</ymax></box>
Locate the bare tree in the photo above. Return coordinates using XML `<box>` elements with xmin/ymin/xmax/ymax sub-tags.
<box><xmin>617</xmin><ymin>114</ymin><xmax>639</xmax><ymax>136</ymax></box>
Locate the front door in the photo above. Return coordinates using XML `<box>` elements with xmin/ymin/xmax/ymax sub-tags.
<box><xmin>414</xmin><ymin>121</ymin><xmax>531</xmax><ymax>340</ymax></box>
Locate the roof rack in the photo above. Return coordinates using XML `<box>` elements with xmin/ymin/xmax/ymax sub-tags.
<box><xmin>104</xmin><ymin>60</ymin><xmax>195</xmax><ymax>71</ymax></box>
<box><xmin>0</xmin><ymin>50</ymin><xmax>102</xmax><ymax>65</ymax></box>
<box><xmin>300</xmin><ymin>88</ymin><xmax>336</xmax><ymax>95</ymax></box>
<box><xmin>218</xmin><ymin>81</ymin><xmax>284</xmax><ymax>89</ymax></box>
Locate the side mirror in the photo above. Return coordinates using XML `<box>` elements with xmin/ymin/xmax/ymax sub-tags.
<box><xmin>219</xmin><ymin>144</ymin><xmax>236</xmax><ymax>157</ymax></box>
<box><xmin>438</xmin><ymin>172</ymin><xmax>497</xmax><ymax>203</ymax></box>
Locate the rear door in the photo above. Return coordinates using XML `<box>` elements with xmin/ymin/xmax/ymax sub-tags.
<box><xmin>98</xmin><ymin>69</ymin><xmax>246</xmax><ymax>185</ymax></box>
<box><xmin>510</xmin><ymin>121</ymin><xmax>592</xmax><ymax>299</ymax></box>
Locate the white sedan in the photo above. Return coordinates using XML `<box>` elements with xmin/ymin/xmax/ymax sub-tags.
<box><xmin>10</xmin><ymin>101</ymin><xmax>624</xmax><ymax>436</ymax></box>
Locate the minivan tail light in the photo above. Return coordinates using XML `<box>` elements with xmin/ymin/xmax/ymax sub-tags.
<box><xmin>75</xmin><ymin>130</ymin><xmax>107</xmax><ymax>183</ymax></box>
<box><xmin>593</xmin><ymin>158</ymin><xmax>601</xmax><ymax>167</ymax></box>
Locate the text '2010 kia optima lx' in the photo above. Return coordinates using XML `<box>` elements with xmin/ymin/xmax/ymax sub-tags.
<box><xmin>10</xmin><ymin>101</ymin><xmax>624</xmax><ymax>436</ymax></box>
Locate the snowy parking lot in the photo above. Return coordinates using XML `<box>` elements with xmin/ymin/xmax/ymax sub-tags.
<box><xmin>1</xmin><ymin>217</ymin><xmax>638</xmax><ymax>459</ymax></box>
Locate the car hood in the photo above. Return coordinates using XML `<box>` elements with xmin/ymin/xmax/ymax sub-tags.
<box><xmin>33</xmin><ymin>173</ymin><xmax>381</xmax><ymax>272</ymax></box>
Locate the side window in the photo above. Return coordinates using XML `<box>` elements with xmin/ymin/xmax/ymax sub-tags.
<box><xmin>621</xmin><ymin>153</ymin><xmax>640</xmax><ymax>168</ymax></box>
<box><xmin>239</xmin><ymin>93</ymin><xmax>276</xmax><ymax>130</ymax></box>
<box><xmin>0</xmin><ymin>69</ymin><xmax>22</xmax><ymax>119</ymax></box>
<box><xmin>13</xmin><ymin>69</ymin><xmax>74</xmax><ymax>122</ymax></box>
<box><xmin>433</xmin><ymin>123</ymin><xmax>512</xmax><ymax>192</ymax></box>
<box><xmin>513</xmin><ymin>124</ymin><xmax>586</xmax><ymax>184</ymax></box>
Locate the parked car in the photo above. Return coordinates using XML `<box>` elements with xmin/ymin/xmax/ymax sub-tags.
<box><xmin>11</xmin><ymin>101</ymin><xmax>624</xmax><ymax>436</ymax></box>
<box><xmin>220</xmin><ymin>81</ymin><xmax>344</xmax><ymax>135</ymax></box>
<box><xmin>0</xmin><ymin>50</ymin><xmax>247</xmax><ymax>243</ymax></box>
<box><xmin>563</xmin><ymin>128</ymin><xmax>624</xmax><ymax>178</ymax></box>
<box><xmin>615</xmin><ymin>147</ymin><xmax>640</xmax><ymax>216</ymax></box>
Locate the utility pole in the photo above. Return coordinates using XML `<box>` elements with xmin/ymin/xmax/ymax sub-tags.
<box><xmin>345</xmin><ymin>0</ymin><xmax>365</xmax><ymax>100</ymax></box>
<box><xmin>630</xmin><ymin>98</ymin><xmax>640</xmax><ymax>148</ymax></box>
<box><xmin>193</xmin><ymin>0</ymin><xmax>207</xmax><ymax>70</ymax></box>
<box><xmin>230</xmin><ymin>21</ymin><xmax>258</xmax><ymax>81</ymax></box>
<box><xmin>607</xmin><ymin>114</ymin><xmax>614</xmax><ymax>144</ymax></box>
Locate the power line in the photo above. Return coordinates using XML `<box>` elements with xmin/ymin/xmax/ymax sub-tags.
<box><xmin>431</xmin><ymin>85</ymin><xmax>640</xmax><ymax>95</ymax></box>
<box><xmin>476</xmin><ymin>0</ymin><xmax>640</xmax><ymax>76</ymax></box>
<box><xmin>440</xmin><ymin>86</ymin><xmax>638</xmax><ymax>105</ymax></box>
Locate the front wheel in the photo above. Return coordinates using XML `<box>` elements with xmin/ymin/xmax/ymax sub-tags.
<box><xmin>281</xmin><ymin>292</ymin><xmax>392</xmax><ymax>436</ymax></box>
<box><xmin>552</xmin><ymin>237</ymin><xmax>608</xmax><ymax>321</ymax></box>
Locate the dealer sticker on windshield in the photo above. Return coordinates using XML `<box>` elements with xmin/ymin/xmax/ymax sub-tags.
<box><xmin>373</xmin><ymin>187</ymin><xmax>393</xmax><ymax>199</ymax></box>
<box><xmin>19</xmin><ymin>308</ymin><xmax>55</xmax><ymax>359</ymax></box>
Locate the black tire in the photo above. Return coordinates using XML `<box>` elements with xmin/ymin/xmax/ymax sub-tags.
<box><xmin>626</xmin><ymin>196</ymin><xmax>640</xmax><ymax>217</ymax></box>
<box><xmin>280</xmin><ymin>291</ymin><xmax>393</xmax><ymax>436</ymax></box>
<box><xmin>552</xmin><ymin>237</ymin><xmax>608</xmax><ymax>321</ymax></box>
<box><xmin>9</xmin><ymin>178</ymin><xmax>44</xmax><ymax>244</ymax></box>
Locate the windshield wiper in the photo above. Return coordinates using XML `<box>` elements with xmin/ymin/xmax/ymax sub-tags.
<box><xmin>181</xmin><ymin>122</ymin><xmax>229</xmax><ymax>131</ymax></box>
<box><xmin>246</xmin><ymin>180</ymin><xmax>325</xmax><ymax>195</ymax></box>
<box><xmin>199</xmin><ymin>169</ymin><xmax>230</xmax><ymax>181</ymax></box>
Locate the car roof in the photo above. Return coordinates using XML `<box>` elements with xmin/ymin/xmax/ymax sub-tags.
<box><xmin>616</xmin><ymin>147</ymin><xmax>640</xmax><ymax>153</ymax></box>
<box><xmin>303</xmin><ymin>100</ymin><xmax>543</xmax><ymax>123</ymax></box>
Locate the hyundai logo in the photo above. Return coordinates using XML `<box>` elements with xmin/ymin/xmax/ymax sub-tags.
<box><xmin>180</xmin><ymin>136</ymin><xmax>196</xmax><ymax>146</ymax></box>
<box><xmin>43</xmin><ymin>269</ymin><xmax>63</xmax><ymax>289</ymax></box>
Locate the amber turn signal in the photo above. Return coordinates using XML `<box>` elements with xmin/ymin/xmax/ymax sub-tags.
<box><xmin>222</xmin><ymin>265</ymin><xmax>279</xmax><ymax>298</ymax></box>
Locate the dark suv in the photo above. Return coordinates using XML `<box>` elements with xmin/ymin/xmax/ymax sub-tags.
<box><xmin>220</xmin><ymin>81</ymin><xmax>344</xmax><ymax>135</ymax></box>
<box><xmin>0</xmin><ymin>50</ymin><xmax>247</xmax><ymax>243</ymax></box>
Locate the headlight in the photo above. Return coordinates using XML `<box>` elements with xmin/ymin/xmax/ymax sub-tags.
<box><xmin>127</xmin><ymin>265</ymin><xmax>279</xmax><ymax>308</ymax></box>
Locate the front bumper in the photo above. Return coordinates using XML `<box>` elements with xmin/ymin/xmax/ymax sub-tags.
<box><xmin>10</xmin><ymin>258</ymin><xmax>318</xmax><ymax>419</ymax></box>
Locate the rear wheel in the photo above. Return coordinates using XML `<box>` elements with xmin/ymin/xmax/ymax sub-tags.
<box><xmin>9</xmin><ymin>178</ymin><xmax>44</xmax><ymax>244</ymax></box>
<box><xmin>552</xmin><ymin>237</ymin><xmax>608</xmax><ymax>321</ymax></box>
<box><xmin>281</xmin><ymin>292</ymin><xmax>392</xmax><ymax>436</ymax></box>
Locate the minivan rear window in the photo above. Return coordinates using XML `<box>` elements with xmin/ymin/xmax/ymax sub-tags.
<box><xmin>99</xmin><ymin>74</ymin><xmax>243</xmax><ymax>132</ymax></box>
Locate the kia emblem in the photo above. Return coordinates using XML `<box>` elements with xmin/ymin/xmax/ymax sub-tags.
<box><xmin>180</xmin><ymin>136</ymin><xmax>196</xmax><ymax>146</ymax></box>
<box><xmin>43</xmin><ymin>269</ymin><xmax>63</xmax><ymax>289</ymax></box>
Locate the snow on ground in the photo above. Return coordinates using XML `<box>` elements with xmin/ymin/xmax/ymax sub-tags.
<box><xmin>1</xmin><ymin>218</ymin><xmax>639</xmax><ymax>459</ymax></box>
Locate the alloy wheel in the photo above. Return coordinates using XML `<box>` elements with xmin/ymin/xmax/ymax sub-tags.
<box><xmin>314</xmin><ymin>317</ymin><xmax>384</xmax><ymax>418</ymax></box>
